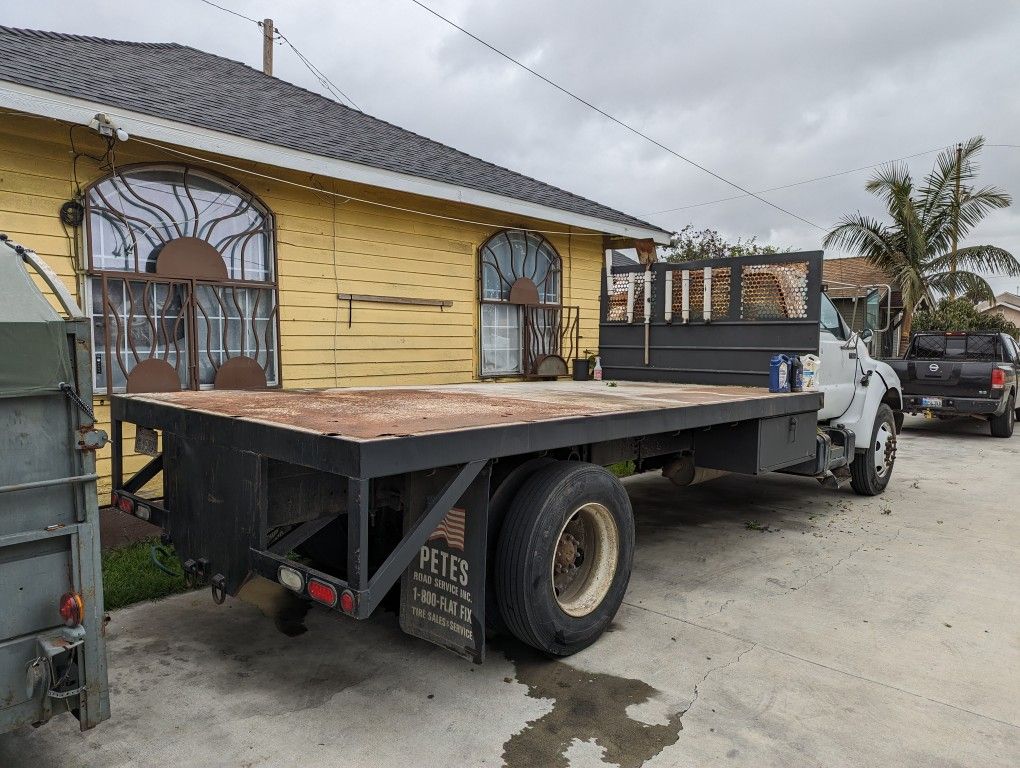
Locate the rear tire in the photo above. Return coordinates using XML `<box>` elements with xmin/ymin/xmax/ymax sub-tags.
<box><xmin>850</xmin><ymin>404</ymin><xmax>896</xmax><ymax>496</ymax></box>
<box><xmin>494</xmin><ymin>461</ymin><xmax>634</xmax><ymax>656</ymax></box>
<box><xmin>990</xmin><ymin>393</ymin><xmax>1015</xmax><ymax>438</ymax></box>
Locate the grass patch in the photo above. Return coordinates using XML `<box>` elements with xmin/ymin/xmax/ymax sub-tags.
<box><xmin>102</xmin><ymin>538</ymin><xmax>189</xmax><ymax>610</ymax></box>
<box><xmin>609</xmin><ymin>460</ymin><xmax>635</xmax><ymax>478</ymax></box>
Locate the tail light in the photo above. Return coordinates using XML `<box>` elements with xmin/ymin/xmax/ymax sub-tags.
<box><xmin>59</xmin><ymin>592</ymin><xmax>85</xmax><ymax>627</ymax></box>
<box><xmin>112</xmin><ymin>492</ymin><xmax>134</xmax><ymax>514</ymax></box>
<box><xmin>306</xmin><ymin>578</ymin><xmax>337</xmax><ymax>607</ymax></box>
<box><xmin>339</xmin><ymin>590</ymin><xmax>356</xmax><ymax>614</ymax></box>
<box><xmin>991</xmin><ymin>368</ymin><xmax>1006</xmax><ymax>389</ymax></box>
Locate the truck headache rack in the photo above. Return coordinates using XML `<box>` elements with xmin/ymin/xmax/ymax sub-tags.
<box><xmin>601</xmin><ymin>251</ymin><xmax>822</xmax><ymax>386</ymax></box>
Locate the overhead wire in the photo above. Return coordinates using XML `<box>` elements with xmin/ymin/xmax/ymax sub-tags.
<box><xmin>197</xmin><ymin>0</ymin><xmax>260</xmax><ymax>24</ymax></box>
<box><xmin>196</xmin><ymin>0</ymin><xmax>361</xmax><ymax>110</ymax></box>
<box><xmin>406</xmin><ymin>0</ymin><xmax>824</xmax><ymax>232</ymax></box>
<box><xmin>645</xmin><ymin>146</ymin><xmax>952</xmax><ymax>216</ymax></box>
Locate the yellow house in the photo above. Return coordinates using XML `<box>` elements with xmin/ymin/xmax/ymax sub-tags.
<box><xmin>0</xmin><ymin>26</ymin><xmax>670</xmax><ymax>495</ymax></box>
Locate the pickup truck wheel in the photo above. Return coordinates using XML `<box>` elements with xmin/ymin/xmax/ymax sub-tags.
<box><xmin>990</xmin><ymin>393</ymin><xmax>1015</xmax><ymax>438</ymax></box>
<box><xmin>850</xmin><ymin>404</ymin><xmax>896</xmax><ymax>496</ymax></box>
<box><xmin>495</xmin><ymin>461</ymin><xmax>634</xmax><ymax>656</ymax></box>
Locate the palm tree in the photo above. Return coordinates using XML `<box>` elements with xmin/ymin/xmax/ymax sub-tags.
<box><xmin>823</xmin><ymin>137</ymin><xmax>1018</xmax><ymax>337</ymax></box>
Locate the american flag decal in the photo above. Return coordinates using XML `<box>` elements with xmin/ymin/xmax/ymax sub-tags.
<box><xmin>427</xmin><ymin>507</ymin><xmax>466</xmax><ymax>551</ymax></box>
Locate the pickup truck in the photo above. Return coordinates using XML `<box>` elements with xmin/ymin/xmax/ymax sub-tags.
<box><xmin>886</xmin><ymin>331</ymin><xmax>1020</xmax><ymax>437</ymax></box>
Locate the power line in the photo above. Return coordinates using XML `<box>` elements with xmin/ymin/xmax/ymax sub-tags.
<box><xmin>646</xmin><ymin>146</ymin><xmax>950</xmax><ymax>216</ymax></box>
<box><xmin>275</xmin><ymin>31</ymin><xmax>361</xmax><ymax>110</ymax></box>
<box><xmin>195</xmin><ymin>0</ymin><xmax>361</xmax><ymax>110</ymax></box>
<box><xmin>197</xmin><ymin>0</ymin><xmax>260</xmax><ymax>24</ymax></box>
<box><xmin>406</xmin><ymin>0</ymin><xmax>824</xmax><ymax>232</ymax></box>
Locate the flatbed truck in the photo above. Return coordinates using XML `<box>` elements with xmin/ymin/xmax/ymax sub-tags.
<box><xmin>108</xmin><ymin>251</ymin><xmax>903</xmax><ymax>661</ymax></box>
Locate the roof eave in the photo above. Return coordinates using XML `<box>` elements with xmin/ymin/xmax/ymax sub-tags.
<box><xmin>0</xmin><ymin>80</ymin><xmax>672</xmax><ymax>245</ymax></box>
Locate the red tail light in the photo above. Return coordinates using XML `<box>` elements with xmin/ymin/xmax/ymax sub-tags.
<box><xmin>339</xmin><ymin>590</ymin><xmax>356</xmax><ymax>614</ymax></box>
<box><xmin>306</xmin><ymin>579</ymin><xmax>337</xmax><ymax>607</ymax></box>
<box><xmin>991</xmin><ymin>368</ymin><xmax>1006</xmax><ymax>389</ymax></box>
<box><xmin>59</xmin><ymin>592</ymin><xmax>85</xmax><ymax>627</ymax></box>
<box><xmin>114</xmin><ymin>493</ymin><xmax>134</xmax><ymax>514</ymax></box>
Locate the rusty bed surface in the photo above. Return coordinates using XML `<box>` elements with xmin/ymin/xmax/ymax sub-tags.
<box><xmin>126</xmin><ymin>381</ymin><xmax>809</xmax><ymax>441</ymax></box>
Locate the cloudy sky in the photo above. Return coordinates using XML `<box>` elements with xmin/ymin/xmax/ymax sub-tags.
<box><xmin>8</xmin><ymin>0</ymin><xmax>1020</xmax><ymax>292</ymax></box>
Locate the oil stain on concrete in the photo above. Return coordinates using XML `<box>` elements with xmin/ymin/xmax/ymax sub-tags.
<box><xmin>499</xmin><ymin>641</ymin><xmax>684</xmax><ymax>768</ymax></box>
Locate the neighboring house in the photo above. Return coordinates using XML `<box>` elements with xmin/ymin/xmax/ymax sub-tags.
<box><xmin>977</xmin><ymin>292</ymin><xmax>1020</xmax><ymax>327</ymax></box>
<box><xmin>822</xmin><ymin>255</ymin><xmax>905</xmax><ymax>357</ymax></box>
<box><xmin>0</xmin><ymin>26</ymin><xmax>670</xmax><ymax>495</ymax></box>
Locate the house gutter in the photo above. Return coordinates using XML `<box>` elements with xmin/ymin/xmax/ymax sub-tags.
<box><xmin>0</xmin><ymin>81</ymin><xmax>672</xmax><ymax>245</ymax></box>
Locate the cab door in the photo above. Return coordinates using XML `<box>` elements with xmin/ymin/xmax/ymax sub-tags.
<box><xmin>818</xmin><ymin>293</ymin><xmax>858</xmax><ymax>420</ymax></box>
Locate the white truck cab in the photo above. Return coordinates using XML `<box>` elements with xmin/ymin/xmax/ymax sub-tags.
<box><xmin>816</xmin><ymin>292</ymin><xmax>903</xmax><ymax>494</ymax></box>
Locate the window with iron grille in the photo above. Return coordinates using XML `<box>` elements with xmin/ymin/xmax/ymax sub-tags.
<box><xmin>479</xmin><ymin>231</ymin><xmax>562</xmax><ymax>377</ymax></box>
<box><xmin>85</xmin><ymin>165</ymin><xmax>279</xmax><ymax>393</ymax></box>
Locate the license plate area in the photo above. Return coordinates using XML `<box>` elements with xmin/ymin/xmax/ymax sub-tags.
<box><xmin>921</xmin><ymin>397</ymin><xmax>943</xmax><ymax>408</ymax></box>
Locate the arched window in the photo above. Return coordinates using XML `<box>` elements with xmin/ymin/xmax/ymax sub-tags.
<box><xmin>85</xmin><ymin>165</ymin><xmax>278</xmax><ymax>393</ymax></box>
<box><xmin>479</xmin><ymin>230</ymin><xmax>561</xmax><ymax>376</ymax></box>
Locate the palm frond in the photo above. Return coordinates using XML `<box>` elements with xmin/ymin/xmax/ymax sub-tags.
<box><xmin>924</xmin><ymin>270</ymin><xmax>995</xmax><ymax>303</ymax></box>
<box><xmin>954</xmin><ymin>186</ymin><xmax>1013</xmax><ymax>239</ymax></box>
<box><xmin>822</xmin><ymin>214</ymin><xmax>895</xmax><ymax>262</ymax></box>
<box><xmin>929</xmin><ymin>244</ymin><xmax>1020</xmax><ymax>276</ymax></box>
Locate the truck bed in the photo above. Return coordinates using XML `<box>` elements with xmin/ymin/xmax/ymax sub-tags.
<box><xmin>115</xmin><ymin>381</ymin><xmax>822</xmax><ymax>478</ymax></box>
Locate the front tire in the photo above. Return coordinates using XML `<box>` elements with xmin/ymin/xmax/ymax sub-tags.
<box><xmin>990</xmin><ymin>393</ymin><xmax>1015</xmax><ymax>438</ymax></box>
<box><xmin>494</xmin><ymin>462</ymin><xmax>634</xmax><ymax>656</ymax></box>
<box><xmin>850</xmin><ymin>404</ymin><xmax>897</xmax><ymax>496</ymax></box>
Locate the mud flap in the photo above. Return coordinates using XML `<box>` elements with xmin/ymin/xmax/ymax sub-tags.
<box><xmin>399</xmin><ymin>465</ymin><xmax>491</xmax><ymax>662</ymax></box>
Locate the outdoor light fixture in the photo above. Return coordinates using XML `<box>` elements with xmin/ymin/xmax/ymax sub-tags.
<box><xmin>88</xmin><ymin>112</ymin><xmax>129</xmax><ymax>142</ymax></box>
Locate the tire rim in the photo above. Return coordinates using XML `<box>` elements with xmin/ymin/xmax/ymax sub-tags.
<box><xmin>551</xmin><ymin>502</ymin><xmax>619</xmax><ymax>617</ymax></box>
<box><xmin>874</xmin><ymin>421</ymin><xmax>895</xmax><ymax>478</ymax></box>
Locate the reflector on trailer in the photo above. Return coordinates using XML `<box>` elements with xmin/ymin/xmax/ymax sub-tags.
<box><xmin>307</xmin><ymin>578</ymin><xmax>337</xmax><ymax>607</ymax></box>
<box><xmin>277</xmin><ymin>565</ymin><xmax>303</xmax><ymax>593</ymax></box>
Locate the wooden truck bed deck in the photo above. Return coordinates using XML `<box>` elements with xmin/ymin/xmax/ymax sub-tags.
<box><xmin>115</xmin><ymin>381</ymin><xmax>821</xmax><ymax>478</ymax></box>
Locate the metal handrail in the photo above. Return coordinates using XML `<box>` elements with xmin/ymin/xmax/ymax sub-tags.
<box><xmin>0</xmin><ymin>474</ymin><xmax>99</xmax><ymax>495</ymax></box>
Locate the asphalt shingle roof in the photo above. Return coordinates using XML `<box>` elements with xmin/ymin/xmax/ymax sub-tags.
<box><xmin>0</xmin><ymin>26</ymin><xmax>666</xmax><ymax>235</ymax></box>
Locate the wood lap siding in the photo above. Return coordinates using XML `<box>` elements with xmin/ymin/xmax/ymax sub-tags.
<box><xmin>0</xmin><ymin>114</ymin><xmax>604</xmax><ymax>494</ymax></box>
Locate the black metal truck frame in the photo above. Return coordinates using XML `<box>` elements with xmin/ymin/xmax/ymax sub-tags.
<box><xmin>109</xmin><ymin>251</ymin><xmax>830</xmax><ymax>661</ymax></box>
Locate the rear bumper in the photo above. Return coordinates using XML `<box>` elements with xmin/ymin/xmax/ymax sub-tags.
<box><xmin>903</xmin><ymin>394</ymin><xmax>1004</xmax><ymax>416</ymax></box>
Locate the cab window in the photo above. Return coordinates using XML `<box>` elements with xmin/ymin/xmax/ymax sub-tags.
<box><xmin>820</xmin><ymin>294</ymin><xmax>848</xmax><ymax>340</ymax></box>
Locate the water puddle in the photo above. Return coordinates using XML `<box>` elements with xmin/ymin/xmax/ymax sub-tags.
<box><xmin>499</xmin><ymin>640</ymin><xmax>684</xmax><ymax>768</ymax></box>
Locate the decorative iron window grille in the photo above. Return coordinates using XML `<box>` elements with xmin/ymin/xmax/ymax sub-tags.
<box><xmin>479</xmin><ymin>230</ymin><xmax>564</xmax><ymax>377</ymax></box>
<box><xmin>85</xmin><ymin>165</ymin><xmax>279</xmax><ymax>394</ymax></box>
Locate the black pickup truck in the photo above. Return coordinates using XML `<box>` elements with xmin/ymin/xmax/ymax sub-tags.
<box><xmin>886</xmin><ymin>331</ymin><xmax>1020</xmax><ymax>437</ymax></box>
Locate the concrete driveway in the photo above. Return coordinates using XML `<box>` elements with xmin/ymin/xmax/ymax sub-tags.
<box><xmin>3</xmin><ymin>416</ymin><xmax>1018</xmax><ymax>767</ymax></box>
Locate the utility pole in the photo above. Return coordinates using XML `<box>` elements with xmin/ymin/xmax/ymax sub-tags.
<box><xmin>262</xmin><ymin>18</ymin><xmax>274</xmax><ymax>76</ymax></box>
<box><xmin>949</xmin><ymin>141</ymin><xmax>962</xmax><ymax>299</ymax></box>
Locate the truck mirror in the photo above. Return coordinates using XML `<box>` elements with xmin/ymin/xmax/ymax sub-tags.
<box><xmin>860</xmin><ymin>328</ymin><xmax>874</xmax><ymax>343</ymax></box>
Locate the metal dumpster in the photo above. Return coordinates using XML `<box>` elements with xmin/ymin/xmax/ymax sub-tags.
<box><xmin>0</xmin><ymin>235</ymin><xmax>109</xmax><ymax>732</ymax></box>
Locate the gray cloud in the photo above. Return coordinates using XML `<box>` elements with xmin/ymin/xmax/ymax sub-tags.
<box><xmin>6</xmin><ymin>0</ymin><xmax>1020</xmax><ymax>291</ymax></box>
